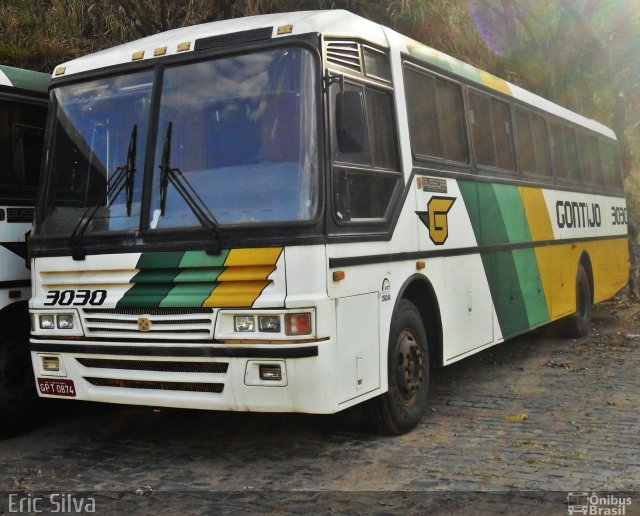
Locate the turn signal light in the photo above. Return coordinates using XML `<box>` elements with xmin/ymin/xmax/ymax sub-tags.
<box><xmin>284</xmin><ymin>313</ymin><xmax>311</xmax><ymax>336</ymax></box>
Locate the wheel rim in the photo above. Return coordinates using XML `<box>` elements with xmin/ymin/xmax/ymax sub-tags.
<box><xmin>395</xmin><ymin>329</ymin><xmax>424</xmax><ymax>406</ymax></box>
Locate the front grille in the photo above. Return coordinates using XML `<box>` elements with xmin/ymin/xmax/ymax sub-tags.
<box><xmin>86</xmin><ymin>327</ymin><xmax>211</xmax><ymax>334</ymax></box>
<box><xmin>84</xmin><ymin>377</ymin><xmax>224</xmax><ymax>393</ymax></box>
<box><xmin>77</xmin><ymin>358</ymin><xmax>228</xmax><ymax>374</ymax></box>
<box><xmin>80</xmin><ymin>308</ymin><xmax>215</xmax><ymax>340</ymax></box>
<box><xmin>83</xmin><ymin>307</ymin><xmax>214</xmax><ymax>315</ymax></box>
<box><xmin>85</xmin><ymin>318</ymin><xmax>211</xmax><ymax>325</ymax></box>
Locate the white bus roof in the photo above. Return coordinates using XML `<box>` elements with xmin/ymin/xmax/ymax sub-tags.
<box><xmin>51</xmin><ymin>9</ymin><xmax>615</xmax><ymax>140</ymax></box>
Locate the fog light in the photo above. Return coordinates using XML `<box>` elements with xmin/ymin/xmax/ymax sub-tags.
<box><xmin>258</xmin><ymin>315</ymin><xmax>281</xmax><ymax>333</ymax></box>
<box><xmin>284</xmin><ymin>313</ymin><xmax>311</xmax><ymax>335</ymax></box>
<box><xmin>39</xmin><ymin>314</ymin><xmax>55</xmax><ymax>330</ymax></box>
<box><xmin>234</xmin><ymin>315</ymin><xmax>255</xmax><ymax>332</ymax></box>
<box><xmin>42</xmin><ymin>356</ymin><xmax>60</xmax><ymax>372</ymax></box>
<box><xmin>57</xmin><ymin>314</ymin><xmax>74</xmax><ymax>329</ymax></box>
<box><xmin>259</xmin><ymin>364</ymin><xmax>282</xmax><ymax>381</ymax></box>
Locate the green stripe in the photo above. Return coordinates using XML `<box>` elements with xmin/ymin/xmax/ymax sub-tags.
<box><xmin>174</xmin><ymin>268</ymin><xmax>224</xmax><ymax>283</ymax></box>
<box><xmin>159</xmin><ymin>283</ymin><xmax>218</xmax><ymax>308</ymax></box>
<box><xmin>160</xmin><ymin>266</ymin><xmax>225</xmax><ymax>307</ymax></box>
<box><xmin>459</xmin><ymin>181</ymin><xmax>548</xmax><ymax>338</ymax></box>
<box><xmin>512</xmin><ymin>248</ymin><xmax>549</xmax><ymax>327</ymax></box>
<box><xmin>118</xmin><ymin>250</ymin><xmax>230</xmax><ymax>308</ymax></box>
<box><xmin>117</xmin><ymin>284</ymin><xmax>176</xmax><ymax>308</ymax></box>
<box><xmin>493</xmin><ymin>184</ymin><xmax>531</xmax><ymax>243</ymax></box>
<box><xmin>136</xmin><ymin>251</ymin><xmax>185</xmax><ymax>270</ymax></box>
<box><xmin>0</xmin><ymin>65</ymin><xmax>49</xmax><ymax>92</ymax></box>
<box><xmin>179</xmin><ymin>250</ymin><xmax>230</xmax><ymax>268</ymax></box>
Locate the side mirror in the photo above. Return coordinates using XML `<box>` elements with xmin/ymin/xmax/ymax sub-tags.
<box><xmin>336</xmin><ymin>91</ymin><xmax>366</xmax><ymax>153</ymax></box>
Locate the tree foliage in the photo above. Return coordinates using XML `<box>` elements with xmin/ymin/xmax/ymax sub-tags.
<box><xmin>1</xmin><ymin>0</ymin><xmax>639</xmax><ymax>173</ymax></box>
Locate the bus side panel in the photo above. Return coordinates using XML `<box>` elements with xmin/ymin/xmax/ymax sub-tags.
<box><xmin>0</xmin><ymin>210</ymin><xmax>31</xmax><ymax>311</ymax></box>
<box><xmin>415</xmin><ymin>177</ymin><xmax>496</xmax><ymax>361</ymax></box>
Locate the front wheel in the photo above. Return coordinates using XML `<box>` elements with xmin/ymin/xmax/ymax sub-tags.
<box><xmin>365</xmin><ymin>299</ymin><xmax>430</xmax><ymax>435</ymax></box>
<box><xmin>0</xmin><ymin>327</ymin><xmax>38</xmax><ymax>437</ymax></box>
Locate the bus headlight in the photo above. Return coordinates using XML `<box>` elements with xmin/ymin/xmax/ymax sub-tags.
<box><xmin>56</xmin><ymin>314</ymin><xmax>74</xmax><ymax>329</ymax></box>
<box><xmin>39</xmin><ymin>314</ymin><xmax>55</xmax><ymax>329</ymax></box>
<box><xmin>258</xmin><ymin>315</ymin><xmax>281</xmax><ymax>333</ymax></box>
<box><xmin>234</xmin><ymin>315</ymin><xmax>255</xmax><ymax>332</ymax></box>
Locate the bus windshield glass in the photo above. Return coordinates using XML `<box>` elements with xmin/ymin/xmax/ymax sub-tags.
<box><xmin>38</xmin><ymin>71</ymin><xmax>153</xmax><ymax>237</ymax></box>
<box><xmin>150</xmin><ymin>47</ymin><xmax>318</xmax><ymax>228</ymax></box>
<box><xmin>36</xmin><ymin>46</ymin><xmax>318</xmax><ymax>240</ymax></box>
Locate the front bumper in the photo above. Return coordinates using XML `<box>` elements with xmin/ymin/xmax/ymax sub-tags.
<box><xmin>30</xmin><ymin>338</ymin><xmax>336</xmax><ymax>414</ymax></box>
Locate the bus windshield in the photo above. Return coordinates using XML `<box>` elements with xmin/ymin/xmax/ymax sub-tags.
<box><xmin>36</xmin><ymin>46</ymin><xmax>318</xmax><ymax>239</ymax></box>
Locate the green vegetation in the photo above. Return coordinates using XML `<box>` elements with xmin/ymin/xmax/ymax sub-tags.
<box><xmin>2</xmin><ymin>1</ymin><xmax>639</xmax><ymax>239</ymax></box>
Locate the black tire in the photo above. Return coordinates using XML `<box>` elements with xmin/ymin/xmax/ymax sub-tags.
<box><xmin>0</xmin><ymin>321</ymin><xmax>39</xmax><ymax>437</ymax></box>
<box><xmin>365</xmin><ymin>299</ymin><xmax>430</xmax><ymax>435</ymax></box>
<box><xmin>563</xmin><ymin>265</ymin><xmax>592</xmax><ymax>338</ymax></box>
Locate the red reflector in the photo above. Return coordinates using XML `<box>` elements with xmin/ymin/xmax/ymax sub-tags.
<box><xmin>285</xmin><ymin>313</ymin><xmax>311</xmax><ymax>336</ymax></box>
<box><xmin>8</xmin><ymin>290</ymin><xmax>22</xmax><ymax>299</ymax></box>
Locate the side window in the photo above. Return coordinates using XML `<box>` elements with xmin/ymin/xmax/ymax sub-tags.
<box><xmin>599</xmin><ymin>140</ymin><xmax>622</xmax><ymax>189</ymax></box>
<box><xmin>468</xmin><ymin>92</ymin><xmax>495</xmax><ymax>167</ymax></box>
<box><xmin>491</xmin><ymin>98</ymin><xmax>514</xmax><ymax>170</ymax></box>
<box><xmin>515</xmin><ymin>109</ymin><xmax>535</xmax><ymax>172</ymax></box>
<box><xmin>403</xmin><ymin>65</ymin><xmax>468</xmax><ymax>164</ymax></box>
<box><xmin>530</xmin><ymin>113</ymin><xmax>550</xmax><ymax>175</ymax></box>
<box><xmin>363</xmin><ymin>47</ymin><xmax>391</xmax><ymax>82</ymax></box>
<box><xmin>468</xmin><ymin>91</ymin><xmax>514</xmax><ymax>171</ymax></box>
<box><xmin>0</xmin><ymin>99</ymin><xmax>46</xmax><ymax>200</ymax></box>
<box><xmin>404</xmin><ymin>68</ymin><xmax>441</xmax><ymax>158</ymax></box>
<box><xmin>551</xmin><ymin>123</ymin><xmax>579</xmax><ymax>182</ymax></box>
<box><xmin>515</xmin><ymin>108</ymin><xmax>550</xmax><ymax>176</ymax></box>
<box><xmin>436</xmin><ymin>80</ymin><xmax>468</xmax><ymax>163</ymax></box>
<box><xmin>332</xmin><ymin>81</ymin><xmax>401</xmax><ymax>222</ymax></box>
<box><xmin>577</xmin><ymin>132</ymin><xmax>600</xmax><ymax>185</ymax></box>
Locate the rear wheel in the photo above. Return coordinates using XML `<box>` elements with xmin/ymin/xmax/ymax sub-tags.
<box><xmin>365</xmin><ymin>299</ymin><xmax>430</xmax><ymax>435</ymax></box>
<box><xmin>563</xmin><ymin>265</ymin><xmax>592</xmax><ymax>338</ymax></box>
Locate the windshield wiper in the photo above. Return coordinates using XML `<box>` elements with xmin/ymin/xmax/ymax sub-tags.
<box><xmin>159</xmin><ymin>122</ymin><xmax>222</xmax><ymax>254</ymax></box>
<box><xmin>69</xmin><ymin>124</ymin><xmax>137</xmax><ymax>259</ymax></box>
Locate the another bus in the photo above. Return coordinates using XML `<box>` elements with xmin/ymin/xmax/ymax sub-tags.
<box><xmin>28</xmin><ymin>11</ymin><xmax>628</xmax><ymax>434</ymax></box>
<box><xmin>0</xmin><ymin>65</ymin><xmax>48</xmax><ymax>435</ymax></box>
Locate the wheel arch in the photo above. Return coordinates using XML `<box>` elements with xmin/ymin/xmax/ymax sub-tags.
<box><xmin>394</xmin><ymin>274</ymin><xmax>443</xmax><ymax>367</ymax></box>
<box><xmin>0</xmin><ymin>300</ymin><xmax>30</xmax><ymax>338</ymax></box>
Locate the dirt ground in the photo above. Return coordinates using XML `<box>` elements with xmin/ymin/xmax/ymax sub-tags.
<box><xmin>1</xmin><ymin>301</ymin><xmax>639</xmax><ymax>514</ymax></box>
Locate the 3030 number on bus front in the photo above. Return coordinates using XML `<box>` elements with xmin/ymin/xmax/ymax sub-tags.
<box><xmin>44</xmin><ymin>289</ymin><xmax>107</xmax><ymax>306</ymax></box>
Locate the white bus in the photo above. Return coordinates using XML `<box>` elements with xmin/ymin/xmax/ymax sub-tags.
<box><xmin>29</xmin><ymin>11</ymin><xmax>628</xmax><ymax>434</ymax></box>
<box><xmin>0</xmin><ymin>65</ymin><xmax>48</xmax><ymax>435</ymax></box>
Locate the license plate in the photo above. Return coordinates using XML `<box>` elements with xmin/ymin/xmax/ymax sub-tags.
<box><xmin>37</xmin><ymin>378</ymin><xmax>76</xmax><ymax>397</ymax></box>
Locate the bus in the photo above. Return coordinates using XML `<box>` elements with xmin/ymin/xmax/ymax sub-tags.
<box><xmin>0</xmin><ymin>65</ymin><xmax>49</xmax><ymax>435</ymax></box>
<box><xmin>28</xmin><ymin>10</ymin><xmax>628</xmax><ymax>434</ymax></box>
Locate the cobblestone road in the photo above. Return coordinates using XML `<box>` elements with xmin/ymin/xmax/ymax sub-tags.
<box><xmin>1</xmin><ymin>303</ymin><xmax>639</xmax><ymax>514</ymax></box>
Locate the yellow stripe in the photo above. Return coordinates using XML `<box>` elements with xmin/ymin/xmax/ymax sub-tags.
<box><xmin>203</xmin><ymin>281</ymin><xmax>270</xmax><ymax>308</ymax></box>
<box><xmin>224</xmin><ymin>247</ymin><xmax>282</xmax><ymax>266</ymax></box>
<box><xmin>202</xmin><ymin>247</ymin><xmax>282</xmax><ymax>308</ymax></box>
<box><xmin>520</xmin><ymin>187</ymin><xmax>628</xmax><ymax>320</ymax></box>
<box><xmin>479</xmin><ymin>70</ymin><xmax>512</xmax><ymax>96</ymax></box>
<box><xmin>216</xmin><ymin>265</ymin><xmax>276</xmax><ymax>282</ymax></box>
<box><xmin>583</xmin><ymin>238</ymin><xmax>629</xmax><ymax>303</ymax></box>
<box><xmin>519</xmin><ymin>187</ymin><xmax>554</xmax><ymax>240</ymax></box>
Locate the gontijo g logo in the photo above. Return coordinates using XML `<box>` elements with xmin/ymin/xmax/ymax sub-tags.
<box><xmin>417</xmin><ymin>196</ymin><xmax>456</xmax><ymax>245</ymax></box>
